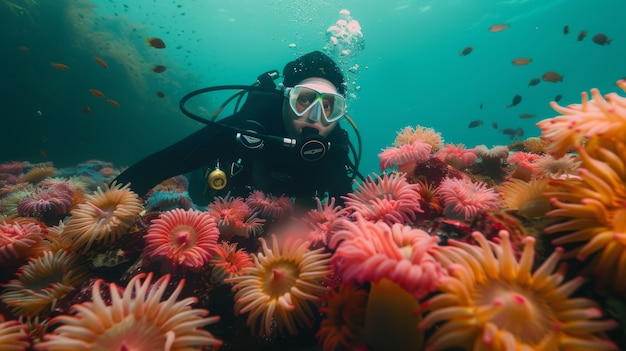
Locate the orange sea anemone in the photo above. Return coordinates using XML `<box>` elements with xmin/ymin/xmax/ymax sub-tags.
<box><xmin>498</xmin><ymin>177</ymin><xmax>553</xmax><ymax>219</ymax></box>
<box><xmin>342</xmin><ymin>172</ymin><xmax>423</xmax><ymax>225</ymax></box>
<box><xmin>225</xmin><ymin>235</ymin><xmax>332</xmax><ymax>336</ymax></box>
<box><xmin>0</xmin><ymin>314</ymin><xmax>30</xmax><ymax>350</ymax></box>
<box><xmin>393</xmin><ymin>125</ymin><xmax>443</xmax><ymax>151</ymax></box>
<box><xmin>144</xmin><ymin>208</ymin><xmax>220</xmax><ymax>270</ymax></box>
<box><xmin>537</xmin><ymin>81</ymin><xmax>626</xmax><ymax>157</ymax></box>
<box><xmin>330</xmin><ymin>215</ymin><xmax>447</xmax><ymax>299</ymax></box>
<box><xmin>317</xmin><ymin>283</ymin><xmax>368</xmax><ymax>351</ymax></box>
<box><xmin>418</xmin><ymin>231</ymin><xmax>618</xmax><ymax>351</ymax></box>
<box><xmin>34</xmin><ymin>272</ymin><xmax>222</xmax><ymax>350</ymax></box>
<box><xmin>0</xmin><ymin>220</ymin><xmax>46</xmax><ymax>266</ymax></box>
<box><xmin>61</xmin><ymin>181</ymin><xmax>143</xmax><ymax>254</ymax></box>
<box><xmin>544</xmin><ymin>138</ymin><xmax>626</xmax><ymax>291</ymax></box>
<box><xmin>22</xmin><ymin>163</ymin><xmax>56</xmax><ymax>184</ymax></box>
<box><xmin>1</xmin><ymin>249</ymin><xmax>90</xmax><ymax>317</ymax></box>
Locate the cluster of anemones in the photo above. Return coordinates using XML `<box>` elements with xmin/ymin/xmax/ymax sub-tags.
<box><xmin>207</xmin><ymin>194</ymin><xmax>265</xmax><ymax>240</ymax></box>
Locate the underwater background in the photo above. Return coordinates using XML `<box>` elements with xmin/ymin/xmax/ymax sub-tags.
<box><xmin>2</xmin><ymin>0</ymin><xmax>624</xmax><ymax>176</ymax></box>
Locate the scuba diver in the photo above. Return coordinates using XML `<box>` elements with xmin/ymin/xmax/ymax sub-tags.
<box><xmin>114</xmin><ymin>51</ymin><xmax>362</xmax><ymax>208</ymax></box>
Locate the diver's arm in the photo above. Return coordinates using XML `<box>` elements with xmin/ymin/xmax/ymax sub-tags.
<box><xmin>114</xmin><ymin>122</ymin><xmax>235</xmax><ymax>197</ymax></box>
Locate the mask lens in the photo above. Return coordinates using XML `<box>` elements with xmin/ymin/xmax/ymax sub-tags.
<box><xmin>288</xmin><ymin>86</ymin><xmax>346</xmax><ymax>123</ymax></box>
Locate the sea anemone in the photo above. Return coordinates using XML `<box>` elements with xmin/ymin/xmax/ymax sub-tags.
<box><xmin>544</xmin><ymin>138</ymin><xmax>626</xmax><ymax>291</ymax></box>
<box><xmin>498</xmin><ymin>177</ymin><xmax>553</xmax><ymax>219</ymax></box>
<box><xmin>378</xmin><ymin>139</ymin><xmax>432</xmax><ymax>173</ymax></box>
<box><xmin>0</xmin><ymin>314</ymin><xmax>30</xmax><ymax>350</ymax></box>
<box><xmin>17</xmin><ymin>181</ymin><xmax>74</xmax><ymax>225</ymax></box>
<box><xmin>0</xmin><ymin>220</ymin><xmax>46</xmax><ymax>266</ymax></box>
<box><xmin>207</xmin><ymin>194</ymin><xmax>265</xmax><ymax>240</ymax></box>
<box><xmin>537</xmin><ymin>82</ymin><xmax>626</xmax><ymax>157</ymax></box>
<box><xmin>22</xmin><ymin>163</ymin><xmax>56</xmax><ymax>184</ymax></box>
<box><xmin>144</xmin><ymin>190</ymin><xmax>194</xmax><ymax>211</ymax></box>
<box><xmin>61</xmin><ymin>181</ymin><xmax>143</xmax><ymax>254</ymax></box>
<box><xmin>299</xmin><ymin>197</ymin><xmax>349</xmax><ymax>248</ymax></box>
<box><xmin>1</xmin><ymin>249</ymin><xmax>90</xmax><ymax>317</ymax></box>
<box><xmin>418</xmin><ymin>231</ymin><xmax>618</xmax><ymax>351</ymax></box>
<box><xmin>393</xmin><ymin>125</ymin><xmax>443</xmax><ymax>151</ymax></box>
<box><xmin>507</xmin><ymin>151</ymin><xmax>541</xmax><ymax>181</ymax></box>
<box><xmin>342</xmin><ymin>172</ymin><xmax>422</xmax><ymax>225</ymax></box>
<box><xmin>329</xmin><ymin>215</ymin><xmax>447</xmax><ymax>299</ymax></box>
<box><xmin>225</xmin><ymin>235</ymin><xmax>332</xmax><ymax>336</ymax></box>
<box><xmin>437</xmin><ymin>176</ymin><xmax>501</xmax><ymax>221</ymax></box>
<box><xmin>534</xmin><ymin>153</ymin><xmax>581</xmax><ymax>179</ymax></box>
<box><xmin>34</xmin><ymin>273</ymin><xmax>223</xmax><ymax>350</ymax></box>
<box><xmin>434</xmin><ymin>143</ymin><xmax>478</xmax><ymax>170</ymax></box>
<box><xmin>317</xmin><ymin>283</ymin><xmax>368</xmax><ymax>351</ymax></box>
<box><xmin>144</xmin><ymin>208</ymin><xmax>220</xmax><ymax>270</ymax></box>
<box><xmin>245</xmin><ymin>190</ymin><xmax>293</xmax><ymax>220</ymax></box>
<box><xmin>209</xmin><ymin>241</ymin><xmax>254</xmax><ymax>283</ymax></box>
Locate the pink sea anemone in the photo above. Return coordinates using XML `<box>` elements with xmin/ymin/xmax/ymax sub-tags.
<box><xmin>245</xmin><ymin>190</ymin><xmax>293</xmax><ymax>220</ymax></box>
<box><xmin>418</xmin><ymin>231</ymin><xmax>618</xmax><ymax>350</ymax></box>
<box><xmin>342</xmin><ymin>173</ymin><xmax>422</xmax><ymax>225</ymax></box>
<box><xmin>0</xmin><ymin>221</ymin><xmax>46</xmax><ymax>265</ymax></box>
<box><xmin>209</xmin><ymin>241</ymin><xmax>254</xmax><ymax>283</ymax></box>
<box><xmin>434</xmin><ymin>143</ymin><xmax>477</xmax><ymax>170</ymax></box>
<box><xmin>207</xmin><ymin>194</ymin><xmax>265</xmax><ymax>240</ymax></box>
<box><xmin>378</xmin><ymin>139</ymin><xmax>432</xmax><ymax>172</ymax></box>
<box><xmin>437</xmin><ymin>176</ymin><xmax>500</xmax><ymax>221</ymax></box>
<box><xmin>35</xmin><ymin>273</ymin><xmax>222</xmax><ymax>350</ymax></box>
<box><xmin>299</xmin><ymin>197</ymin><xmax>349</xmax><ymax>249</ymax></box>
<box><xmin>144</xmin><ymin>208</ymin><xmax>220</xmax><ymax>270</ymax></box>
<box><xmin>329</xmin><ymin>215</ymin><xmax>447</xmax><ymax>299</ymax></box>
<box><xmin>17</xmin><ymin>181</ymin><xmax>74</xmax><ymax>225</ymax></box>
<box><xmin>225</xmin><ymin>235</ymin><xmax>332</xmax><ymax>336</ymax></box>
<box><xmin>393</xmin><ymin>125</ymin><xmax>443</xmax><ymax>151</ymax></box>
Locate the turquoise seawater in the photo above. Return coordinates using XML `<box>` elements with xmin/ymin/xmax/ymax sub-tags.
<box><xmin>1</xmin><ymin>0</ymin><xmax>624</xmax><ymax>177</ymax></box>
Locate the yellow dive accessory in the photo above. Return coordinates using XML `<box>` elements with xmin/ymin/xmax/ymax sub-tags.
<box><xmin>205</xmin><ymin>160</ymin><xmax>227</xmax><ymax>192</ymax></box>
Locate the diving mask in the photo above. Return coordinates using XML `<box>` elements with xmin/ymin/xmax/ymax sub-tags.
<box><xmin>285</xmin><ymin>85</ymin><xmax>346</xmax><ymax>123</ymax></box>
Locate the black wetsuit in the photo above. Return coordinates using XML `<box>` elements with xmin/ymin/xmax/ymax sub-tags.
<box><xmin>114</xmin><ymin>91</ymin><xmax>355</xmax><ymax>208</ymax></box>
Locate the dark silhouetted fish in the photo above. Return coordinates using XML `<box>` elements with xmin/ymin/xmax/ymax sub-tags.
<box><xmin>507</xmin><ymin>94</ymin><xmax>522</xmax><ymax>108</ymax></box>
<box><xmin>468</xmin><ymin>120</ymin><xmax>484</xmax><ymax>128</ymax></box>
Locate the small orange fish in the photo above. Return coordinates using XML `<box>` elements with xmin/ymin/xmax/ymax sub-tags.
<box><xmin>512</xmin><ymin>58</ymin><xmax>532</xmax><ymax>66</ymax></box>
<box><xmin>577</xmin><ymin>30</ymin><xmax>587</xmax><ymax>41</ymax></box>
<box><xmin>89</xmin><ymin>88</ymin><xmax>106</xmax><ymax>98</ymax></box>
<box><xmin>106</xmin><ymin>98</ymin><xmax>120</xmax><ymax>107</ymax></box>
<box><xmin>151</xmin><ymin>65</ymin><xmax>167</xmax><ymax>73</ymax></box>
<box><xmin>82</xmin><ymin>106</ymin><xmax>91</xmax><ymax>114</ymax></box>
<box><xmin>50</xmin><ymin>62</ymin><xmax>70</xmax><ymax>70</ymax></box>
<box><xmin>488</xmin><ymin>23</ymin><xmax>510</xmax><ymax>33</ymax></box>
<box><xmin>542</xmin><ymin>71</ymin><xmax>564</xmax><ymax>83</ymax></box>
<box><xmin>94</xmin><ymin>56</ymin><xmax>108</xmax><ymax>68</ymax></box>
<box><xmin>146</xmin><ymin>37</ymin><xmax>166</xmax><ymax>48</ymax></box>
<box><xmin>459</xmin><ymin>46</ymin><xmax>473</xmax><ymax>56</ymax></box>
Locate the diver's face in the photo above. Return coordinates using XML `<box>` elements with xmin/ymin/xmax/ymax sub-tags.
<box><xmin>283</xmin><ymin>78</ymin><xmax>340</xmax><ymax>139</ymax></box>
